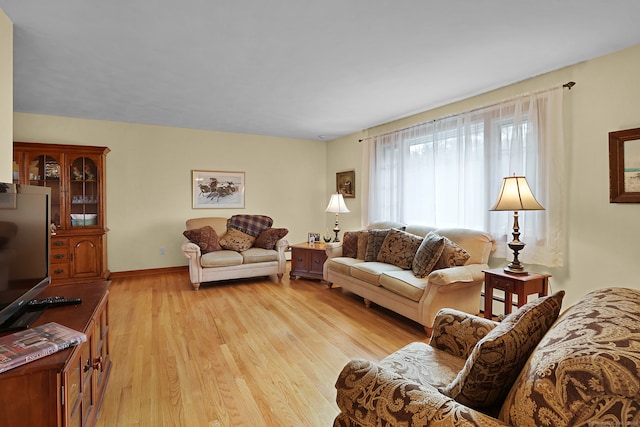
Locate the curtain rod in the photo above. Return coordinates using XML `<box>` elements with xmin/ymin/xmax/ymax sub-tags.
<box><xmin>358</xmin><ymin>81</ymin><xmax>576</xmax><ymax>142</ymax></box>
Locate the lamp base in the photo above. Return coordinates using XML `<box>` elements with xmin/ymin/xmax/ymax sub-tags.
<box><xmin>503</xmin><ymin>265</ymin><xmax>529</xmax><ymax>276</ymax></box>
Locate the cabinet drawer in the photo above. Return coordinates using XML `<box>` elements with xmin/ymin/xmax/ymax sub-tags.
<box><xmin>51</xmin><ymin>264</ymin><xmax>70</xmax><ymax>279</ymax></box>
<box><xmin>492</xmin><ymin>277</ymin><xmax>515</xmax><ymax>292</ymax></box>
<box><xmin>51</xmin><ymin>237</ymin><xmax>69</xmax><ymax>249</ymax></box>
<box><xmin>291</xmin><ymin>250</ymin><xmax>309</xmax><ymax>271</ymax></box>
<box><xmin>51</xmin><ymin>248</ymin><xmax>68</xmax><ymax>264</ymax></box>
<box><xmin>310</xmin><ymin>251</ymin><xmax>326</xmax><ymax>273</ymax></box>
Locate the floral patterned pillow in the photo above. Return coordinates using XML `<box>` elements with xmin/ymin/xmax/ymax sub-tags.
<box><xmin>218</xmin><ymin>228</ymin><xmax>256</xmax><ymax>252</ymax></box>
<box><xmin>376</xmin><ymin>228</ymin><xmax>423</xmax><ymax>269</ymax></box>
<box><xmin>183</xmin><ymin>225</ymin><xmax>221</xmax><ymax>253</ymax></box>
<box><xmin>433</xmin><ymin>237</ymin><xmax>470</xmax><ymax>270</ymax></box>
<box><xmin>253</xmin><ymin>228</ymin><xmax>288</xmax><ymax>250</ymax></box>
<box><xmin>439</xmin><ymin>291</ymin><xmax>565</xmax><ymax>408</ymax></box>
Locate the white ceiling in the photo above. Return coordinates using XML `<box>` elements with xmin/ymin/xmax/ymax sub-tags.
<box><xmin>2</xmin><ymin>1</ymin><xmax>640</xmax><ymax>141</ymax></box>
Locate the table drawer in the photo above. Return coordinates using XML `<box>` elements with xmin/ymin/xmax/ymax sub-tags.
<box><xmin>492</xmin><ymin>277</ymin><xmax>515</xmax><ymax>292</ymax></box>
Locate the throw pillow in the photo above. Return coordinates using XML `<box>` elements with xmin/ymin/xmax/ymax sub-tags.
<box><xmin>439</xmin><ymin>291</ymin><xmax>565</xmax><ymax>408</ymax></box>
<box><xmin>226</xmin><ymin>214</ymin><xmax>273</xmax><ymax>237</ymax></box>
<box><xmin>183</xmin><ymin>226</ymin><xmax>222</xmax><ymax>253</ymax></box>
<box><xmin>412</xmin><ymin>232</ymin><xmax>445</xmax><ymax>278</ymax></box>
<box><xmin>376</xmin><ymin>228</ymin><xmax>423</xmax><ymax>269</ymax></box>
<box><xmin>219</xmin><ymin>228</ymin><xmax>256</xmax><ymax>251</ymax></box>
<box><xmin>356</xmin><ymin>231</ymin><xmax>368</xmax><ymax>259</ymax></box>
<box><xmin>341</xmin><ymin>231</ymin><xmax>359</xmax><ymax>258</ymax></box>
<box><xmin>253</xmin><ymin>228</ymin><xmax>289</xmax><ymax>250</ymax></box>
<box><xmin>364</xmin><ymin>229</ymin><xmax>390</xmax><ymax>261</ymax></box>
<box><xmin>433</xmin><ymin>237</ymin><xmax>471</xmax><ymax>270</ymax></box>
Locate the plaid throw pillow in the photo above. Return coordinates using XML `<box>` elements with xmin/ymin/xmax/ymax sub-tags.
<box><xmin>227</xmin><ymin>215</ymin><xmax>273</xmax><ymax>237</ymax></box>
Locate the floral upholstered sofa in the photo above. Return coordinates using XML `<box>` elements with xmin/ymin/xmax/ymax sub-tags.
<box><xmin>181</xmin><ymin>215</ymin><xmax>288</xmax><ymax>290</ymax></box>
<box><xmin>334</xmin><ymin>287</ymin><xmax>640</xmax><ymax>426</ymax></box>
<box><xmin>323</xmin><ymin>221</ymin><xmax>496</xmax><ymax>334</ymax></box>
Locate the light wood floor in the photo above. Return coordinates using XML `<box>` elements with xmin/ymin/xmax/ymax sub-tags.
<box><xmin>95</xmin><ymin>266</ymin><xmax>427</xmax><ymax>427</ymax></box>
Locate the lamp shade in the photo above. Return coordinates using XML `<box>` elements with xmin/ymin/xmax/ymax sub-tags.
<box><xmin>490</xmin><ymin>176</ymin><xmax>544</xmax><ymax>211</ymax></box>
<box><xmin>325</xmin><ymin>193</ymin><xmax>350</xmax><ymax>213</ymax></box>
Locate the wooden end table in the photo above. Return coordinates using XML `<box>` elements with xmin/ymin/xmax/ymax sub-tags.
<box><xmin>483</xmin><ymin>268</ymin><xmax>551</xmax><ymax>319</ymax></box>
<box><xmin>289</xmin><ymin>242</ymin><xmax>328</xmax><ymax>281</ymax></box>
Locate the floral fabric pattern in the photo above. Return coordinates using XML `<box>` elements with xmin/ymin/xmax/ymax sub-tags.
<box><xmin>433</xmin><ymin>237</ymin><xmax>470</xmax><ymax>270</ymax></box>
<box><xmin>376</xmin><ymin>228</ymin><xmax>423</xmax><ymax>269</ymax></box>
<box><xmin>499</xmin><ymin>287</ymin><xmax>640</xmax><ymax>427</ymax></box>
<box><xmin>439</xmin><ymin>291</ymin><xmax>565</xmax><ymax>408</ymax></box>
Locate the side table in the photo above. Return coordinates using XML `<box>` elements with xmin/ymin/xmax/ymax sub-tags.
<box><xmin>483</xmin><ymin>268</ymin><xmax>551</xmax><ymax>319</ymax></box>
<box><xmin>289</xmin><ymin>242</ymin><xmax>328</xmax><ymax>281</ymax></box>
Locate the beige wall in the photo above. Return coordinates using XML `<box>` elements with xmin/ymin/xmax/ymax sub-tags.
<box><xmin>0</xmin><ymin>9</ymin><xmax>11</xmax><ymax>182</ymax></box>
<box><xmin>326</xmin><ymin>43</ymin><xmax>640</xmax><ymax>307</ymax></box>
<box><xmin>12</xmin><ymin>114</ymin><xmax>327</xmax><ymax>272</ymax></box>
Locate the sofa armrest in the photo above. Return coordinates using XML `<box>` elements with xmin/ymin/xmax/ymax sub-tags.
<box><xmin>427</xmin><ymin>263</ymin><xmax>486</xmax><ymax>287</ymax></box>
<box><xmin>429</xmin><ymin>309</ymin><xmax>498</xmax><ymax>359</ymax></box>
<box><xmin>181</xmin><ymin>241</ymin><xmax>202</xmax><ymax>260</ymax></box>
<box><xmin>325</xmin><ymin>241</ymin><xmax>343</xmax><ymax>258</ymax></box>
<box><xmin>335</xmin><ymin>359</ymin><xmax>508</xmax><ymax>427</ymax></box>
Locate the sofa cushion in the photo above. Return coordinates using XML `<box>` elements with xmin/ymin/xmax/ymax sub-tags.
<box><xmin>241</xmin><ymin>247</ymin><xmax>279</xmax><ymax>264</ymax></box>
<box><xmin>183</xmin><ymin>225</ymin><xmax>222</xmax><ymax>253</ymax></box>
<box><xmin>253</xmin><ymin>227</ymin><xmax>288</xmax><ymax>250</ymax></box>
<box><xmin>433</xmin><ymin>237</ymin><xmax>470</xmax><ymax>270</ymax></box>
<box><xmin>350</xmin><ymin>262</ymin><xmax>402</xmax><ymax>284</ymax></box>
<box><xmin>412</xmin><ymin>232</ymin><xmax>446</xmax><ymax>278</ymax></box>
<box><xmin>227</xmin><ymin>214</ymin><xmax>273</xmax><ymax>237</ymax></box>
<box><xmin>380</xmin><ymin>341</ymin><xmax>465</xmax><ymax>389</ymax></box>
<box><xmin>376</xmin><ymin>228</ymin><xmax>423</xmax><ymax>269</ymax></box>
<box><xmin>364</xmin><ymin>229</ymin><xmax>390</xmax><ymax>261</ymax></box>
<box><xmin>200</xmin><ymin>250</ymin><xmax>244</xmax><ymax>267</ymax></box>
<box><xmin>326</xmin><ymin>257</ymin><xmax>365</xmax><ymax>275</ymax></box>
<box><xmin>219</xmin><ymin>228</ymin><xmax>256</xmax><ymax>251</ymax></box>
<box><xmin>342</xmin><ymin>231</ymin><xmax>359</xmax><ymax>258</ymax></box>
<box><xmin>439</xmin><ymin>291</ymin><xmax>565</xmax><ymax>408</ymax></box>
<box><xmin>499</xmin><ymin>287</ymin><xmax>640</xmax><ymax>426</ymax></box>
<box><xmin>379</xmin><ymin>270</ymin><xmax>429</xmax><ymax>302</ymax></box>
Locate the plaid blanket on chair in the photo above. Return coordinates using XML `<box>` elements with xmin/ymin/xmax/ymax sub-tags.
<box><xmin>227</xmin><ymin>215</ymin><xmax>273</xmax><ymax>237</ymax></box>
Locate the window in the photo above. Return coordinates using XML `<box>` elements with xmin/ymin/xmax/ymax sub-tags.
<box><xmin>364</xmin><ymin>86</ymin><xmax>565</xmax><ymax>267</ymax></box>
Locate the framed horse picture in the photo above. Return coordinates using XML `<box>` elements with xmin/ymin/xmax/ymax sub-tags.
<box><xmin>192</xmin><ymin>170</ymin><xmax>245</xmax><ymax>209</ymax></box>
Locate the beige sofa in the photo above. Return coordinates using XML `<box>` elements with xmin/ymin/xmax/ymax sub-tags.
<box><xmin>181</xmin><ymin>216</ymin><xmax>288</xmax><ymax>290</ymax></box>
<box><xmin>334</xmin><ymin>287</ymin><xmax>640</xmax><ymax>426</ymax></box>
<box><xmin>323</xmin><ymin>221</ymin><xmax>496</xmax><ymax>334</ymax></box>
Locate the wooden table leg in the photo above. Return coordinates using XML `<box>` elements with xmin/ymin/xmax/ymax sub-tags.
<box><xmin>484</xmin><ymin>279</ymin><xmax>493</xmax><ymax>319</ymax></box>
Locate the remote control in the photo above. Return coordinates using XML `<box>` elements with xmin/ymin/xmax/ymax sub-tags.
<box><xmin>27</xmin><ymin>296</ymin><xmax>82</xmax><ymax>309</ymax></box>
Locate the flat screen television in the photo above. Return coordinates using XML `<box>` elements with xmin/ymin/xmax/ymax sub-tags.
<box><xmin>0</xmin><ymin>182</ymin><xmax>51</xmax><ymax>331</ymax></box>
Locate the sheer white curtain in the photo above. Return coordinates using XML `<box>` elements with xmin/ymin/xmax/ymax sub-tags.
<box><xmin>364</xmin><ymin>86</ymin><xmax>564</xmax><ymax>267</ymax></box>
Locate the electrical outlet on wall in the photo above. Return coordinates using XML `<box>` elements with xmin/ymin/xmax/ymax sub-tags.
<box><xmin>160</xmin><ymin>247</ymin><xmax>165</xmax><ymax>255</ymax></box>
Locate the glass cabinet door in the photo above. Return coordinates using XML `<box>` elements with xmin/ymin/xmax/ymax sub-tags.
<box><xmin>69</xmin><ymin>156</ymin><xmax>99</xmax><ymax>227</ymax></box>
<box><xmin>27</xmin><ymin>154</ymin><xmax>62</xmax><ymax>228</ymax></box>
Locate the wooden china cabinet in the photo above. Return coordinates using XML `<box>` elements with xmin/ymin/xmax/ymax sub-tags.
<box><xmin>13</xmin><ymin>142</ymin><xmax>110</xmax><ymax>285</ymax></box>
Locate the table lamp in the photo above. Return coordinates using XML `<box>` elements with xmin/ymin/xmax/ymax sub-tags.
<box><xmin>490</xmin><ymin>175</ymin><xmax>544</xmax><ymax>275</ymax></box>
<box><xmin>325</xmin><ymin>193</ymin><xmax>350</xmax><ymax>242</ymax></box>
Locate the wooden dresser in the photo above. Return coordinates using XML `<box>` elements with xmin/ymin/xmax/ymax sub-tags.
<box><xmin>0</xmin><ymin>282</ymin><xmax>112</xmax><ymax>427</ymax></box>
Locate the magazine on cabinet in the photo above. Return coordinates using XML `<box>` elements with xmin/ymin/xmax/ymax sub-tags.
<box><xmin>0</xmin><ymin>322</ymin><xmax>87</xmax><ymax>374</ymax></box>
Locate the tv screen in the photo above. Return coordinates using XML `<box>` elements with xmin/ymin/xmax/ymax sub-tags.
<box><xmin>0</xmin><ymin>183</ymin><xmax>51</xmax><ymax>329</ymax></box>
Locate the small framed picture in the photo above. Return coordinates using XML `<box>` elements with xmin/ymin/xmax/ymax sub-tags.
<box><xmin>308</xmin><ymin>232</ymin><xmax>320</xmax><ymax>244</ymax></box>
<box><xmin>336</xmin><ymin>170</ymin><xmax>355</xmax><ymax>198</ymax></box>
<box><xmin>609</xmin><ymin>127</ymin><xmax>640</xmax><ymax>203</ymax></box>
